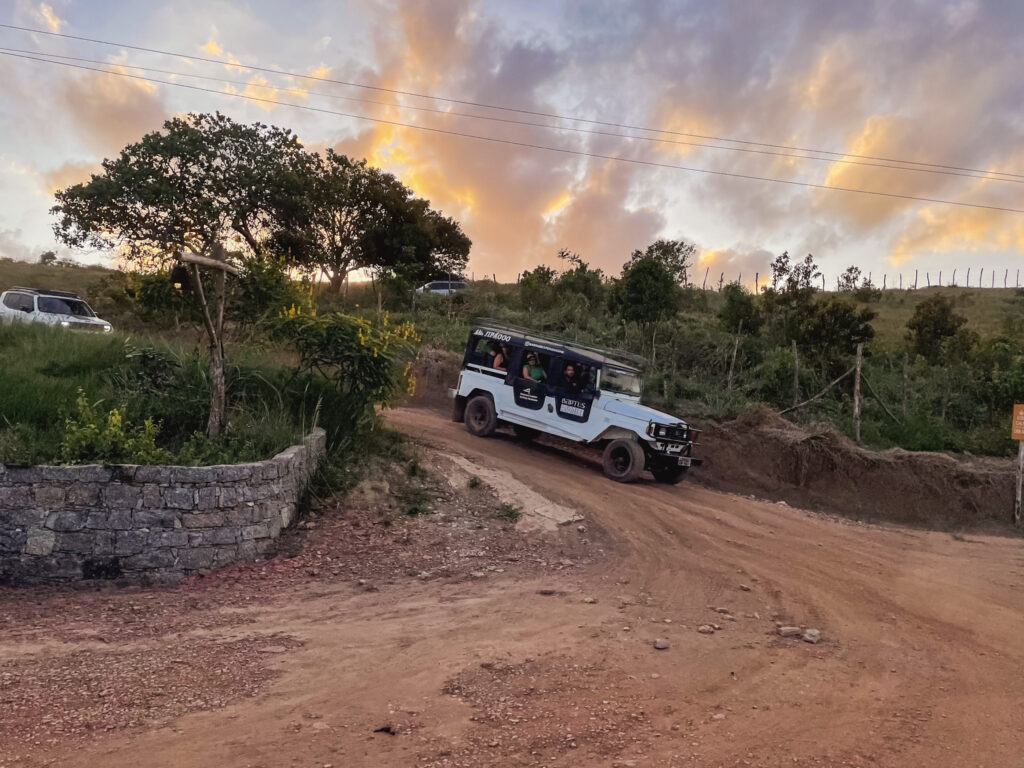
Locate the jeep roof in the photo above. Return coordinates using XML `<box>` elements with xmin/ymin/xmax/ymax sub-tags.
<box><xmin>470</xmin><ymin>319</ymin><xmax>644</xmax><ymax>373</ymax></box>
<box><xmin>5</xmin><ymin>286</ymin><xmax>84</xmax><ymax>299</ymax></box>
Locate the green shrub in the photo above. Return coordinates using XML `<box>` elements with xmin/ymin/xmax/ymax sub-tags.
<box><xmin>60</xmin><ymin>390</ymin><xmax>169</xmax><ymax>464</ymax></box>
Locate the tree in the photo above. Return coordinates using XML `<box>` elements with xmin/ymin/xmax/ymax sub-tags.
<box><xmin>837</xmin><ymin>266</ymin><xmax>861</xmax><ymax>292</ymax></box>
<box><xmin>519</xmin><ymin>264</ymin><xmax>558</xmax><ymax>310</ymax></box>
<box><xmin>610</xmin><ymin>255</ymin><xmax>680</xmax><ymax>358</ymax></box>
<box><xmin>38</xmin><ymin>250</ymin><xmax>57</xmax><ymax>266</ymax></box>
<box><xmin>718</xmin><ymin>282</ymin><xmax>762</xmax><ymax>335</ymax></box>
<box><xmin>797</xmin><ymin>295</ymin><xmax>876</xmax><ymax>378</ymax></box>
<box><xmin>51</xmin><ymin>112</ymin><xmax>308</xmax><ymax>437</ymax></box>
<box><xmin>906</xmin><ymin>295</ymin><xmax>968</xmax><ymax>364</ymax></box>
<box><xmin>275</xmin><ymin>150</ymin><xmax>468</xmax><ymax>292</ymax></box>
<box><xmin>626</xmin><ymin>238</ymin><xmax>695</xmax><ymax>285</ymax></box>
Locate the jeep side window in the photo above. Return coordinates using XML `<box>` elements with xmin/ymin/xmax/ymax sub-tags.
<box><xmin>3</xmin><ymin>292</ymin><xmax>32</xmax><ymax>312</ymax></box>
<box><xmin>521</xmin><ymin>350</ymin><xmax>549</xmax><ymax>383</ymax></box>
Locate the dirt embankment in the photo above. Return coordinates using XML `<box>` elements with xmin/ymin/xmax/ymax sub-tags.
<box><xmin>412</xmin><ymin>346</ymin><xmax>1018</xmax><ymax>532</ymax></box>
<box><xmin>695</xmin><ymin>409</ymin><xmax>1017</xmax><ymax>531</ymax></box>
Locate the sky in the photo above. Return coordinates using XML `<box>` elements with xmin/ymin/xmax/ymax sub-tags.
<box><xmin>1</xmin><ymin>0</ymin><xmax>1023</xmax><ymax>288</ymax></box>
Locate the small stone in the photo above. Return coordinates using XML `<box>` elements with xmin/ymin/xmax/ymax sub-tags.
<box><xmin>582</xmin><ymin>597</ymin><xmax>598</xmax><ymax>604</ymax></box>
<box><xmin>576</xmin><ymin>525</ymin><xmax>586</xmax><ymax>533</ymax></box>
<box><xmin>697</xmin><ymin>624</ymin><xmax>716</xmax><ymax>634</ymax></box>
<box><xmin>712</xmin><ymin>713</ymin><xmax>727</xmax><ymax>721</ymax></box>
<box><xmin>802</xmin><ymin>629</ymin><xmax>821</xmax><ymax>644</ymax></box>
<box><xmin>778</xmin><ymin>626</ymin><xmax>802</xmax><ymax>637</ymax></box>
<box><xmin>739</xmin><ymin>584</ymin><xmax>752</xmax><ymax>591</ymax></box>
<box><xmin>663</xmin><ymin>618</ymin><xmax>672</xmax><ymax>623</ymax></box>
<box><xmin>538</xmin><ymin>588</ymin><xmax>558</xmax><ymax>595</ymax></box>
<box><xmin>622</xmin><ymin>626</ymin><xmax>631</xmax><ymax>632</ymax></box>
<box><xmin>470</xmin><ymin>571</ymin><xmax>486</xmax><ymax>578</ymax></box>
<box><xmin>653</xmin><ymin>638</ymin><xmax>670</xmax><ymax>650</ymax></box>
<box><xmin>651</xmin><ymin>673</ymin><xmax>660</xmax><ymax>679</ymax></box>
<box><xmin>260</xmin><ymin>645</ymin><xmax>289</xmax><ymax>654</ymax></box>
<box><xmin>715</xmin><ymin>607</ymin><xmax>731</xmax><ymax>614</ymax></box>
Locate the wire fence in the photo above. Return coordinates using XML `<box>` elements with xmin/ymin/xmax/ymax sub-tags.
<box><xmin>691</xmin><ymin>267</ymin><xmax>1024</xmax><ymax>293</ymax></box>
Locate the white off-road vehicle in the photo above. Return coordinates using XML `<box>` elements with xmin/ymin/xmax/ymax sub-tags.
<box><xmin>451</xmin><ymin>322</ymin><xmax>702</xmax><ymax>483</ymax></box>
<box><xmin>0</xmin><ymin>287</ymin><xmax>113</xmax><ymax>333</ymax></box>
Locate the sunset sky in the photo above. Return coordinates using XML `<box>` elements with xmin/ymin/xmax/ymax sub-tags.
<box><xmin>1</xmin><ymin>0</ymin><xmax>1022</xmax><ymax>287</ymax></box>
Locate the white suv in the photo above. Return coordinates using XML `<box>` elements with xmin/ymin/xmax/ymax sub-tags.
<box><xmin>0</xmin><ymin>287</ymin><xmax>113</xmax><ymax>333</ymax></box>
<box><xmin>450</xmin><ymin>322</ymin><xmax>702</xmax><ymax>483</ymax></box>
<box><xmin>416</xmin><ymin>280</ymin><xmax>467</xmax><ymax>296</ymax></box>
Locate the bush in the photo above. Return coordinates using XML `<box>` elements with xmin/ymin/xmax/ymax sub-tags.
<box><xmin>60</xmin><ymin>390</ymin><xmax>169</xmax><ymax>464</ymax></box>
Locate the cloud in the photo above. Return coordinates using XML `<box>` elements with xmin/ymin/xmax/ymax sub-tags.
<box><xmin>698</xmin><ymin>247</ymin><xmax>774</xmax><ymax>290</ymax></box>
<box><xmin>42</xmin><ymin>160</ymin><xmax>99</xmax><ymax>195</ymax></box>
<box><xmin>0</xmin><ymin>228</ymin><xmax>37</xmax><ymax>262</ymax></box>
<box><xmin>37</xmin><ymin>2</ymin><xmax>64</xmax><ymax>33</ymax></box>
<box><xmin>56</xmin><ymin>70</ymin><xmax>167</xmax><ymax>155</ymax></box>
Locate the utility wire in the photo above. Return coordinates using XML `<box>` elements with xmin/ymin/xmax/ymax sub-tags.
<box><xmin>3</xmin><ymin>21</ymin><xmax>1023</xmax><ymax>181</ymax></box>
<box><xmin>1</xmin><ymin>44</ymin><xmax>1019</xmax><ymax>186</ymax></box>
<box><xmin>3</xmin><ymin>49</ymin><xmax>1022</xmax><ymax>215</ymax></box>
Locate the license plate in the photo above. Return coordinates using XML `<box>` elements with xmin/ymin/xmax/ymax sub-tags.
<box><xmin>677</xmin><ymin>456</ymin><xmax>692</xmax><ymax>467</ymax></box>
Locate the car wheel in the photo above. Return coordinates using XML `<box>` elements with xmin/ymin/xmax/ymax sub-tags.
<box><xmin>464</xmin><ymin>395</ymin><xmax>497</xmax><ymax>437</ymax></box>
<box><xmin>512</xmin><ymin>425</ymin><xmax>540</xmax><ymax>442</ymax></box>
<box><xmin>650</xmin><ymin>463</ymin><xmax>688</xmax><ymax>485</ymax></box>
<box><xmin>602</xmin><ymin>438</ymin><xmax>645</xmax><ymax>483</ymax></box>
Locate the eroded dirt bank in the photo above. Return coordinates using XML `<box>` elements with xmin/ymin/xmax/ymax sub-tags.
<box><xmin>2</xmin><ymin>406</ymin><xmax>1022</xmax><ymax>767</ymax></box>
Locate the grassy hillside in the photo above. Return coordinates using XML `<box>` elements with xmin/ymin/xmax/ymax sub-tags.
<box><xmin>0</xmin><ymin>257</ymin><xmax>115</xmax><ymax>302</ymax></box>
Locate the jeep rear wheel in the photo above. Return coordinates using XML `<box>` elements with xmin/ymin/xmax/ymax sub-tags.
<box><xmin>602</xmin><ymin>438</ymin><xmax>645</xmax><ymax>483</ymax></box>
<box><xmin>464</xmin><ymin>395</ymin><xmax>497</xmax><ymax>437</ymax></box>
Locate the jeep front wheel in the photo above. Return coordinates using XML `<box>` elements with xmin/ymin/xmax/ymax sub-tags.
<box><xmin>601</xmin><ymin>438</ymin><xmax>645</xmax><ymax>483</ymax></box>
<box><xmin>464</xmin><ymin>395</ymin><xmax>497</xmax><ymax>437</ymax></box>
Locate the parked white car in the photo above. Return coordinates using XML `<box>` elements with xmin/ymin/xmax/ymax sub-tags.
<box><xmin>416</xmin><ymin>280</ymin><xmax>467</xmax><ymax>296</ymax></box>
<box><xmin>450</xmin><ymin>322</ymin><xmax>702</xmax><ymax>483</ymax></box>
<box><xmin>0</xmin><ymin>287</ymin><xmax>113</xmax><ymax>333</ymax></box>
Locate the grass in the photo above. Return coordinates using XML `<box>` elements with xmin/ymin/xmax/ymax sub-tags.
<box><xmin>496</xmin><ymin>503</ymin><xmax>521</xmax><ymax>523</ymax></box>
<box><xmin>0</xmin><ymin>257</ymin><xmax>115</xmax><ymax>301</ymax></box>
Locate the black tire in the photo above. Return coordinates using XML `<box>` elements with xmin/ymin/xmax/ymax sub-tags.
<box><xmin>464</xmin><ymin>395</ymin><xmax>497</xmax><ymax>437</ymax></box>
<box><xmin>651</xmin><ymin>463</ymin><xmax>688</xmax><ymax>485</ymax></box>
<box><xmin>512</xmin><ymin>424</ymin><xmax>540</xmax><ymax>442</ymax></box>
<box><xmin>602</xmin><ymin>438</ymin><xmax>646</xmax><ymax>483</ymax></box>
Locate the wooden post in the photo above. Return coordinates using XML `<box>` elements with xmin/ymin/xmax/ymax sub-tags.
<box><xmin>938</xmin><ymin>270</ymin><xmax>942</xmax><ymax>286</ymax></box>
<box><xmin>1005</xmin><ymin>269</ymin><xmax>1008</xmax><ymax>288</ymax></box>
<box><xmin>952</xmin><ymin>268</ymin><xmax>957</xmax><ymax>286</ymax></box>
<box><xmin>727</xmin><ymin>319</ymin><xmax>743</xmax><ymax>390</ymax></box>
<box><xmin>853</xmin><ymin>343</ymin><xmax>863</xmax><ymax>444</ymax></box>
<box><xmin>702</xmin><ymin>267</ymin><xmax>709</xmax><ymax>290</ymax></box>
<box><xmin>1013</xmin><ymin>405</ymin><xmax>1024</xmax><ymax>526</ymax></box>
<box><xmin>979</xmin><ymin>267</ymin><xmax>983</xmax><ymax>288</ymax></box>
<box><xmin>966</xmin><ymin>267</ymin><xmax>971</xmax><ymax>287</ymax></box>
<box><xmin>902</xmin><ymin>352</ymin><xmax>909</xmax><ymax>418</ymax></box>
<box><xmin>926</xmin><ymin>273</ymin><xmax>930</xmax><ymax>287</ymax></box>
<box><xmin>883</xmin><ymin>274</ymin><xmax>887</xmax><ymax>290</ymax></box>
<box><xmin>821</xmin><ymin>273</ymin><xmax>826</xmax><ymax>291</ymax></box>
<box><xmin>899</xmin><ymin>274</ymin><xmax>902</xmax><ymax>290</ymax></box>
<box><xmin>754</xmin><ymin>272</ymin><xmax>759</xmax><ymax>294</ymax></box>
<box><xmin>792</xmin><ymin>339</ymin><xmax>800</xmax><ymax>407</ymax></box>
<box><xmin>991</xmin><ymin>271</ymin><xmax>995</xmax><ymax>288</ymax></box>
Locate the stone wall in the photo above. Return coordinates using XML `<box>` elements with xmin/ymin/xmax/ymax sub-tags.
<box><xmin>0</xmin><ymin>429</ymin><xmax>326</xmax><ymax>585</ymax></box>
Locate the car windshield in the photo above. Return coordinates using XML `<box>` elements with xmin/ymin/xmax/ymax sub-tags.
<box><xmin>600</xmin><ymin>367</ymin><xmax>643</xmax><ymax>397</ymax></box>
<box><xmin>37</xmin><ymin>296</ymin><xmax>96</xmax><ymax>317</ymax></box>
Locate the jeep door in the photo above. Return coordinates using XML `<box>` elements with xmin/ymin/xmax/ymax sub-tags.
<box><xmin>1</xmin><ymin>291</ymin><xmax>35</xmax><ymax>324</ymax></box>
<box><xmin>509</xmin><ymin>347</ymin><xmax>550</xmax><ymax>415</ymax></box>
<box><xmin>551</xmin><ymin>358</ymin><xmax>597</xmax><ymax>424</ymax></box>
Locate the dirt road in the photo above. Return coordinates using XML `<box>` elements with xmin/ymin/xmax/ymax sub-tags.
<box><xmin>3</xmin><ymin>406</ymin><xmax>1024</xmax><ymax>767</ymax></box>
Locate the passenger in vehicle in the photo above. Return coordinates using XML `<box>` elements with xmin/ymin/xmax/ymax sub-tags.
<box><xmin>490</xmin><ymin>343</ymin><xmax>509</xmax><ymax>371</ymax></box>
<box><xmin>522</xmin><ymin>352</ymin><xmax>547</xmax><ymax>383</ymax></box>
<box><xmin>560</xmin><ymin>362</ymin><xmax>583</xmax><ymax>394</ymax></box>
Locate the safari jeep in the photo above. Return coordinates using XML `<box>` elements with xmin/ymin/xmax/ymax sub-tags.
<box><xmin>450</xmin><ymin>322</ymin><xmax>702</xmax><ymax>483</ymax></box>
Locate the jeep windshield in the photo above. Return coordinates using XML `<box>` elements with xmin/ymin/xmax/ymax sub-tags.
<box><xmin>38</xmin><ymin>297</ymin><xmax>96</xmax><ymax>317</ymax></box>
<box><xmin>600</xmin><ymin>367</ymin><xmax>642</xmax><ymax>397</ymax></box>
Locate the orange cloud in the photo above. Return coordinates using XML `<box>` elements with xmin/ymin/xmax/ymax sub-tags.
<box><xmin>43</xmin><ymin>160</ymin><xmax>100</xmax><ymax>195</ymax></box>
<box><xmin>56</xmin><ymin>70</ymin><xmax>167</xmax><ymax>155</ymax></box>
<box><xmin>889</xmin><ymin>205</ymin><xmax>1024</xmax><ymax>266</ymax></box>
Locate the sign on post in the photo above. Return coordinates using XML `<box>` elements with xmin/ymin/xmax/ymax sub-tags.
<box><xmin>1014</xmin><ymin>405</ymin><xmax>1024</xmax><ymax>527</ymax></box>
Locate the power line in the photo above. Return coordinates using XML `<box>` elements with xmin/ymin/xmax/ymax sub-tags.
<box><xmin>3</xmin><ymin>50</ymin><xmax>1023</xmax><ymax>216</ymax></box>
<box><xmin>1</xmin><ymin>44</ymin><xmax>1019</xmax><ymax>187</ymax></box>
<box><xmin>3</xmin><ymin>21</ymin><xmax>1024</xmax><ymax>182</ymax></box>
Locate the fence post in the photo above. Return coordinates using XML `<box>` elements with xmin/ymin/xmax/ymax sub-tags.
<box><xmin>914</xmin><ymin>269</ymin><xmax>918</xmax><ymax>289</ymax></box>
<box><xmin>727</xmin><ymin>319</ymin><xmax>743</xmax><ymax>390</ymax></box>
<box><xmin>902</xmin><ymin>352</ymin><xmax>909</xmax><ymax>418</ymax></box>
<box><xmin>792</xmin><ymin>340</ymin><xmax>800</xmax><ymax>407</ymax></box>
<box><xmin>754</xmin><ymin>272</ymin><xmax>759</xmax><ymax>294</ymax></box>
<box><xmin>853</xmin><ymin>343</ymin><xmax>863</xmax><ymax>444</ymax></box>
<box><xmin>1016</xmin><ymin>440</ymin><xmax>1023</xmax><ymax>527</ymax></box>
<box><xmin>938</xmin><ymin>270</ymin><xmax>942</xmax><ymax>286</ymax></box>
<box><xmin>952</xmin><ymin>268</ymin><xmax>956</xmax><ymax>286</ymax></box>
<box><xmin>702</xmin><ymin>267</ymin><xmax>709</xmax><ymax>290</ymax></box>
<box><xmin>1005</xmin><ymin>269</ymin><xmax>1009</xmax><ymax>288</ymax></box>
<box><xmin>821</xmin><ymin>274</ymin><xmax>826</xmax><ymax>291</ymax></box>
<box><xmin>979</xmin><ymin>268</ymin><xmax>984</xmax><ymax>288</ymax></box>
<box><xmin>883</xmin><ymin>274</ymin><xmax>887</xmax><ymax>290</ymax></box>
<box><xmin>966</xmin><ymin>267</ymin><xmax>971</xmax><ymax>286</ymax></box>
<box><xmin>899</xmin><ymin>274</ymin><xmax>902</xmax><ymax>290</ymax></box>
<box><xmin>927</xmin><ymin>272</ymin><xmax>931</xmax><ymax>287</ymax></box>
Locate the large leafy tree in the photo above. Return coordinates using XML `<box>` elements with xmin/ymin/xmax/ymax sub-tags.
<box><xmin>906</xmin><ymin>294</ymin><xmax>968</xmax><ymax>364</ymax></box>
<box><xmin>51</xmin><ymin>112</ymin><xmax>308</xmax><ymax>436</ymax></box>
<box><xmin>625</xmin><ymin>238</ymin><xmax>696</xmax><ymax>285</ymax></box>
<box><xmin>610</xmin><ymin>255</ymin><xmax>680</xmax><ymax>360</ymax></box>
<box><xmin>275</xmin><ymin>150</ymin><xmax>469</xmax><ymax>292</ymax></box>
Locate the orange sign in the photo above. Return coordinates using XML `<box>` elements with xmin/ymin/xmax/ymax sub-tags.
<box><xmin>1014</xmin><ymin>404</ymin><xmax>1024</xmax><ymax>441</ymax></box>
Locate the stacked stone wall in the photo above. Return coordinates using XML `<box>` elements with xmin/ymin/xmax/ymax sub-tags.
<box><xmin>0</xmin><ymin>429</ymin><xmax>325</xmax><ymax>584</ymax></box>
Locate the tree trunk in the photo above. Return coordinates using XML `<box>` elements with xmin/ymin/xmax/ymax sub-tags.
<box><xmin>189</xmin><ymin>261</ymin><xmax>227</xmax><ymax>438</ymax></box>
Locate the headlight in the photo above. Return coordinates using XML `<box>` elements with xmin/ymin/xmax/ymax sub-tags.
<box><xmin>60</xmin><ymin>321</ymin><xmax>70</xmax><ymax>327</ymax></box>
<box><xmin>103</xmin><ymin>325</ymin><xmax>112</xmax><ymax>333</ymax></box>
